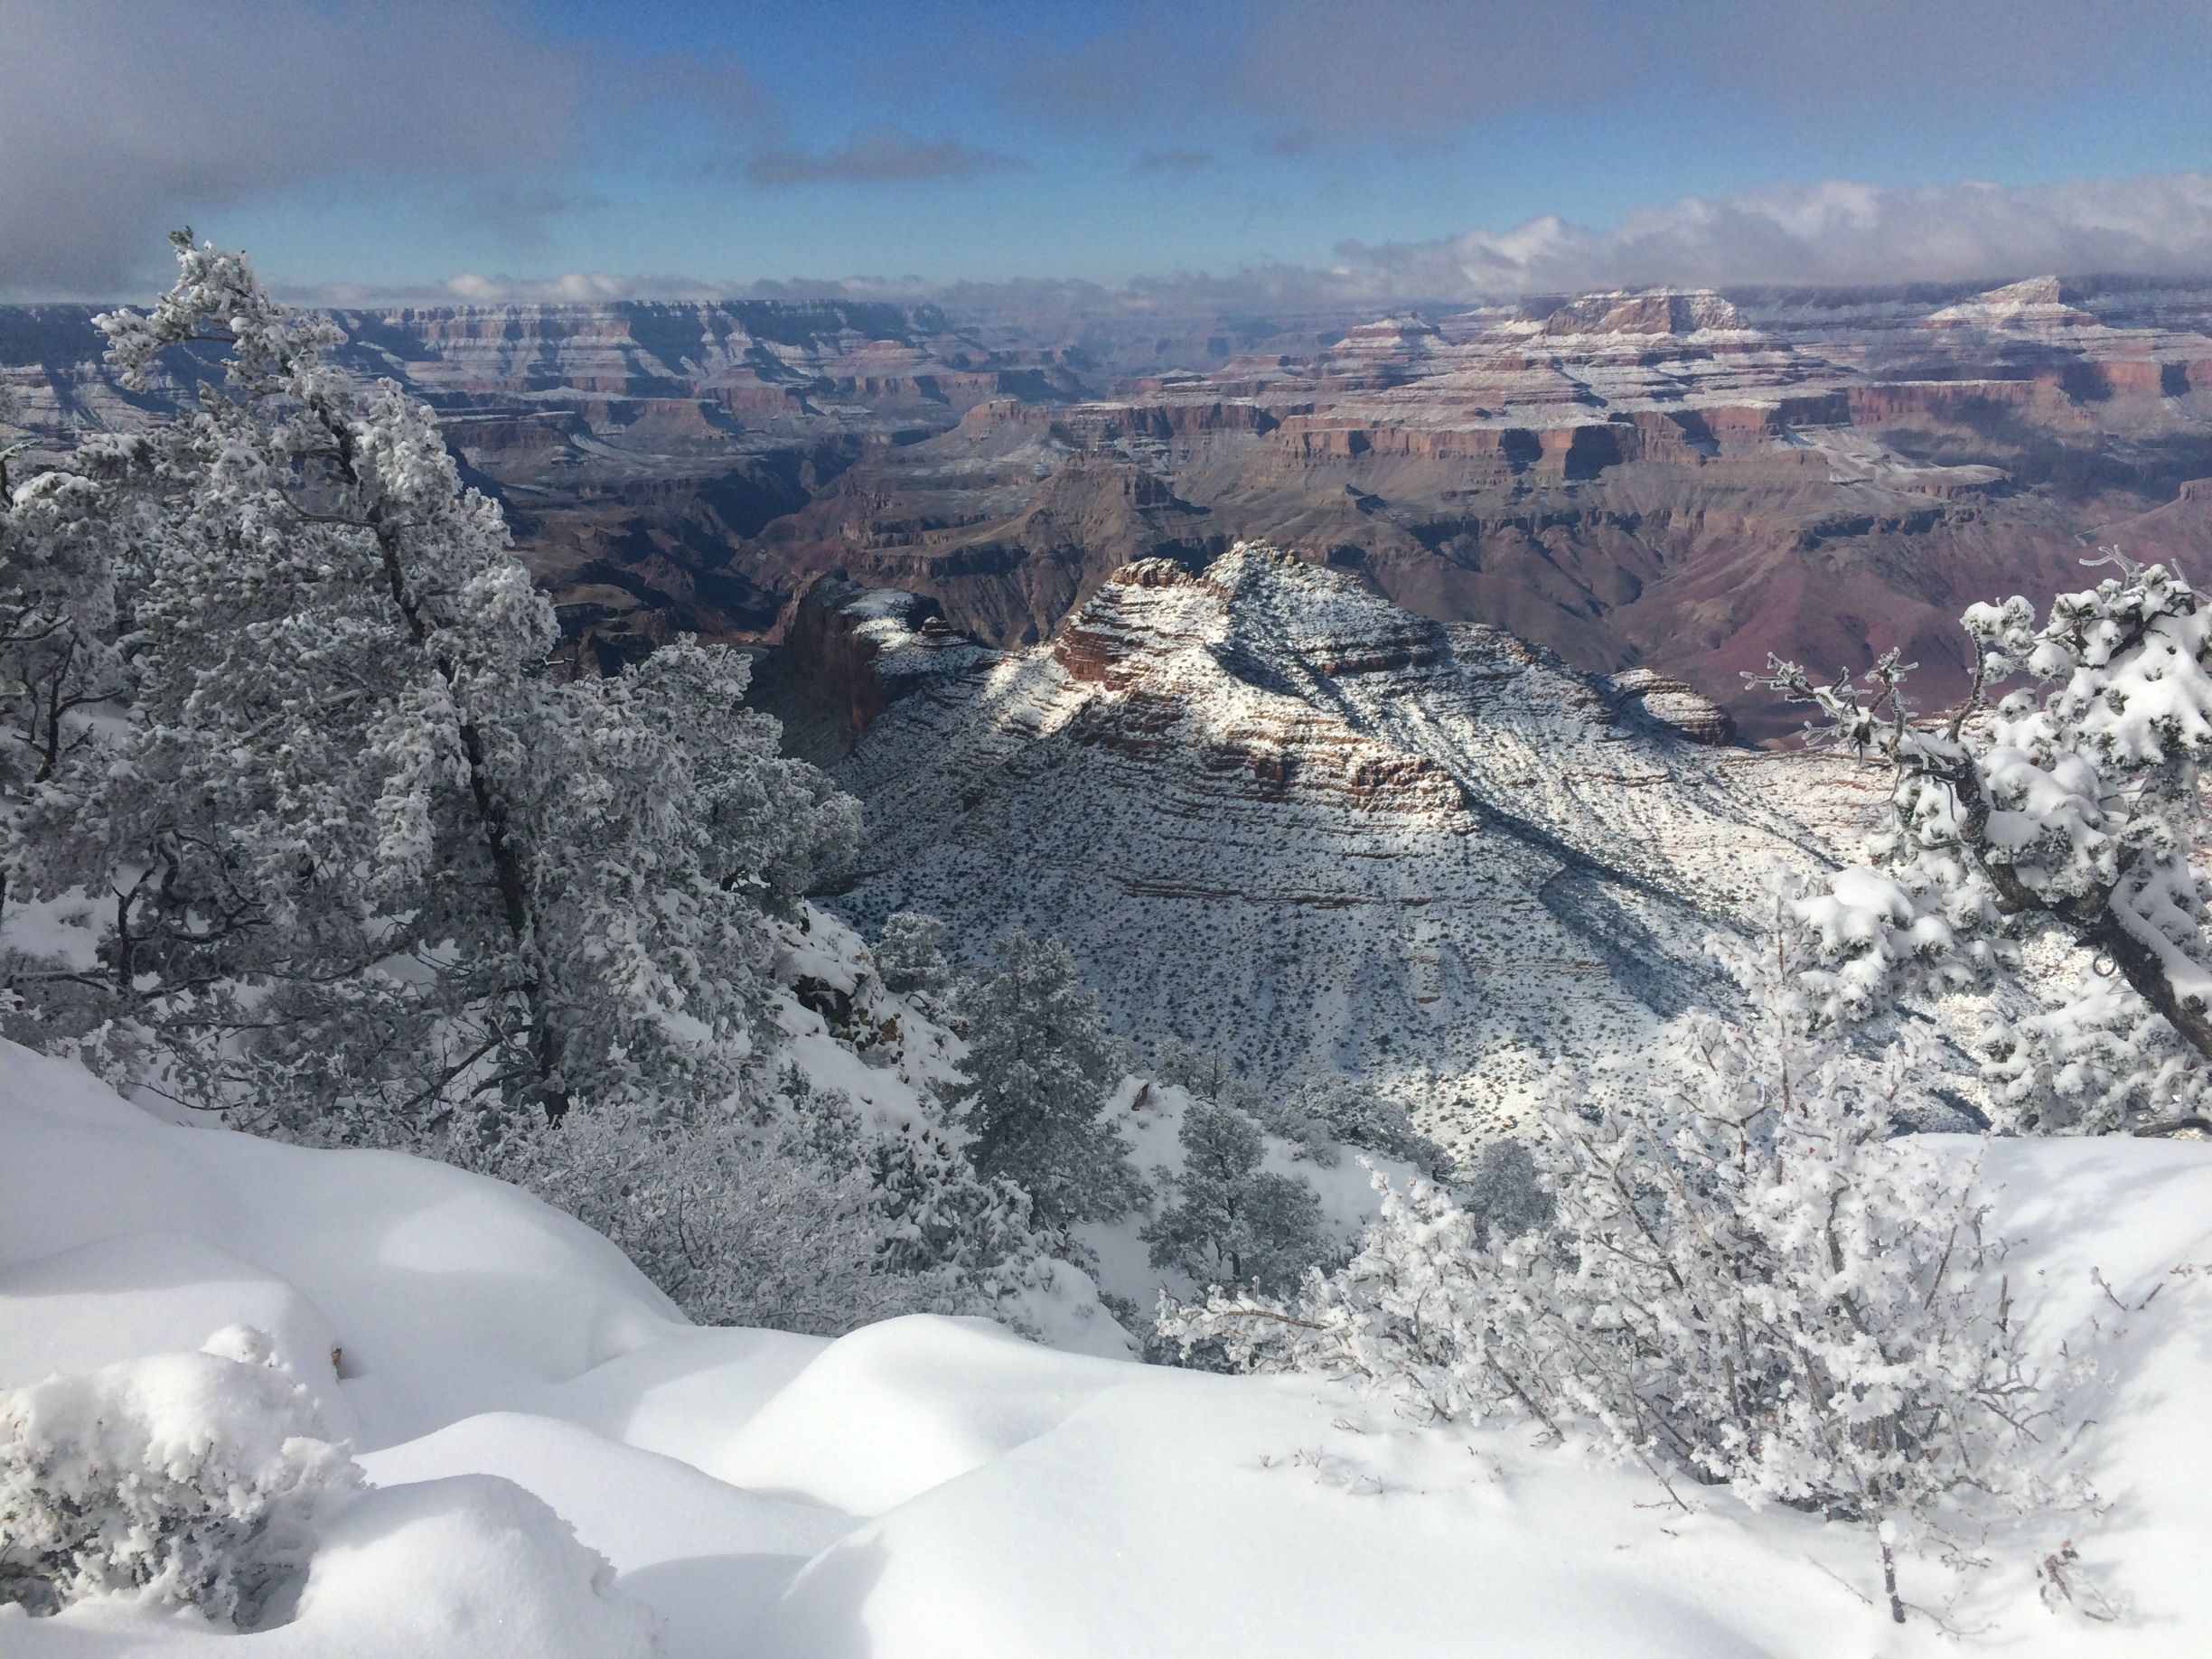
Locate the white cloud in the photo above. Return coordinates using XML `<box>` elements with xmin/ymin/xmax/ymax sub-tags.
<box><xmin>397</xmin><ymin>173</ymin><xmax>2212</xmax><ymax>314</ymax></box>
<box><xmin>0</xmin><ymin>1</ymin><xmax>595</xmax><ymax>296</ymax></box>
<box><xmin>150</xmin><ymin>173</ymin><xmax>2212</xmax><ymax>318</ymax></box>
<box><xmin>1342</xmin><ymin>173</ymin><xmax>2212</xmax><ymax>297</ymax></box>
<box><xmin>440</xmin><ymin>272</ymin><xmax>725</xmax><ymax>305</ymax></box>
<box><xmin>0</xmin><ymin>0</ymin><xmax>765</xmax><ymax>300</ymax></box>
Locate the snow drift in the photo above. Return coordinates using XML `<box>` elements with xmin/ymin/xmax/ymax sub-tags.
<box><xmin>4</xmin><ymin>1043</ymin><xmax>2210</xmax><ymax>1656</ymax></box>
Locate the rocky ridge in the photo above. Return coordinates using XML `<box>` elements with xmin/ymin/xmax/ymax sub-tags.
<box><xmin>810</xmin><ymin>544</ymin><xmax>1878</xmax><ymax>1148</ymax></box>
<box><xmin>10</xmin><ymin>277</ymin><xmax>2212</xmax><ymax>730</ymax></box>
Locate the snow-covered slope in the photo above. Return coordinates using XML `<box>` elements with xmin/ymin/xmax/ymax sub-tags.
<box><xmin>5</xmin><ymin>1046</ymin><xmax>2210</xmax><ymax>1656</ymax></box>
<box><xmin>825</xmin><ymin>545</ymin><xmax>1878</xmax><ymax>1147</ymax></box>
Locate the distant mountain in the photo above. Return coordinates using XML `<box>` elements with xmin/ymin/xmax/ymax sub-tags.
<box><xmin>783</xmin><ymin>546</ymin><xmax>1879</xmax><ymax>1153</ymax></box>
<box><xmin>736</xmin><ymin>276</ymin><xmax>2212</xmax><ymax>739</ymax></box>
<box><xmin>7</xmin><ymin>277</ymin><xmax>2212</xmax><ymax>731</ymax></box>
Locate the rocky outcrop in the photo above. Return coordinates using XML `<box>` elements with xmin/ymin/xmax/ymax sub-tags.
<box><xmin>1926</xmin><ymin>276</ymin><xmax>2100</xmax><ymax>334</ymax></box>
<box><xmin>749</xmin><ymin>574</ymin><xmax>995</xmax><ymax>764</ymax></box>
<box><xmin>1534</xmin><ymin>288</ymin><xmax>1753</xmax><ymax>337</ymax></box>
<box><xmin>1606</xmin><ymin>669</ymin><xmax>1739</xmax><ymax>745</ymax></box>
<box><xmin>823</xmin><ymin>542</ymin><xmax>1870</xmax><ymax>1144</ymax></box>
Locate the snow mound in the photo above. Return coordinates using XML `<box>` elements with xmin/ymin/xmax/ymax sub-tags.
<box><xmin>286</xmin><ymin>1476</ymin><xmax>656</xmax><ymax>1659</ymax></box>
<box><xmin>5</xmin><ymin>1044</ymin><xmax>2211</xmax><ymax>1656</ymax></box>
<box><xmin>0</xmin><ymin>1042</ymin><xmax>679</xmax><ymax>1449</ymax></box>
<box><xmin>710</xmin><ymin>1315</ymin><xmax>1122</xmax><ymax>1513</ymax></box>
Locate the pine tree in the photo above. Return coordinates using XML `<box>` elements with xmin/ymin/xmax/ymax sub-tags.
<box><xmin>1141</xmin><ymin>1097</ymin><xmax>1326</xmax><ymax>1293</ymax></box>
<box><xmin>941</xmin><ymin>930</ymin><xmax>1138</xmax><ymax>1234</ymax></box>
<box><xmin>2</xmin><ymin>233</ymin><xmax>854</xmax><ymax>1135</ymax></box>
<box><xmin>874</xmin><ymin>910</ymin><xmax>951</xmax><ymax>1003</ymax></box>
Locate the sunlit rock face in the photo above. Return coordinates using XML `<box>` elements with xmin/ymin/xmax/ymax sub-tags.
<box><xmin>802</xmin><ymin>545</ymin><xmax>1875</xmax><ymax>1150</ymax></box>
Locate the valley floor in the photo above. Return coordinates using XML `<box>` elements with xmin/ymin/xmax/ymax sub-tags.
<box><xmin>4</xmin><ymin>1042</ymin><xmax>2209</xmax><ymax>1658</ymax></box>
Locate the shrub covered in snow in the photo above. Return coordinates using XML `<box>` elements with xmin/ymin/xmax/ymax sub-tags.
<box><xmin>493</xmin><ymin>1040</ymin><xmax>1077</xmax><ymax>1337</ymax></box>
<box><xmin>492</xmin><ymin>1100</ymin><xmax>950</xmax><ymax>1336</ymax></box>
<box><xmin>1755</xmin><ymin>552</ymin><xmax>2212</xmax><ymax>1133</ymax></box>
<box><xmin>0</xmin><ymin>1326</ymin><xmax>364</xmax><ymax>1626</ymax></box>
<box><xmin>1269</xmin><ymin>1071</ymin><xmax>1448</xmax><ymax>1172</ymax></box>
<box><xmin>1168</xmin><ymin>908</ymin><xmax>2096</xmax><ymax>1624</ymax></box>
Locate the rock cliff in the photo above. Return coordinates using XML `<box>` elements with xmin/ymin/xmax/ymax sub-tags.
<box><xmin>10</xmin><ymin>277</ymin><xmax>2212</xmax><ymax>736</ymax></box>
<box><xmin>810</xmin><ymin>545</ymin><xmax>1873</xmax><ymax>1148</ymax></box>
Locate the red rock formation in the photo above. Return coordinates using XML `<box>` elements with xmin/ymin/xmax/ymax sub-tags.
<box><xmin>14</xmin><ymin>278</ymin><xmax>2212</xmax><ymax>748</ymax></box>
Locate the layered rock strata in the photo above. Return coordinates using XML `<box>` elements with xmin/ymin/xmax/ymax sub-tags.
<box><xmin>809</xmin><ymin>545</ymin><xmax>1873</xmax><ymax>1147</ymax></box>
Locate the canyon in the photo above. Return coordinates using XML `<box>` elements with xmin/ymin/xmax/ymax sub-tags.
<box><xmin>7</xmin><ymin>275</ymin><xmax>2212</xmax><ymax>734</ymax></box>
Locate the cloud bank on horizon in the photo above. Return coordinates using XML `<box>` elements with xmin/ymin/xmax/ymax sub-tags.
<box><xmin>1339</xmin><ymin>173</ymin><xmax>2212</xmax><ymax>302</ymax></box>
<box><xmin>430</xmin><ymin>172</ymin><xmax>2212</xmax><ymax>312</ymax></box>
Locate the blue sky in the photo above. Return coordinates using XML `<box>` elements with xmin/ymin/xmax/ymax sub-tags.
<box><xmin>5</xmin><ymin>0</ymin><xmax>2211</xmax><ymax>302</ymax></box>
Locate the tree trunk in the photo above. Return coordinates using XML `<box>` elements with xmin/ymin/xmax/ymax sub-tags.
<box><xmin>323</xmin><ymin>409</ymin><xmax>570</xmax><ymax>1121</ymax></box>
<box><xmin>2082</xmin><ymin>910</ymin><xmax>2212</xmax><ymax>1065</ymax></box>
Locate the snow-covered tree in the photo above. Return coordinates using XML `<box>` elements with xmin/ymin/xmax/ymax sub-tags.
<box><xmin>1</xmin><ymin>233</ymin><xmax>853</xmax><ymax>1136</ymax></box>
<box><xmin>508</xmin><ymin>642</ymin><xmax>858</xmax><ymax>1124</ymax></box>
<box><xmin>1169</xmin><ymin>899</ymin><xmax>2092</xmax><ymax>1625</ymax></box>
<box><xmin>873</xmin><ymin>910</ymin><xmax>952</xmax><ymax>1003</ymax></box>
<box><xmin>864</xmin><ymin>1116</ymin><xmax>1040</xmax><ymax>1285</ymax></box>
<box><xmin>1162</xmin><ymin>1159</ymin><xmax>1551</xmax><ymax>1422</ymax></box>
<box><xmin>1142</xmin><ymin>1096</ymin><xmax>1327</xmax><ymax>1294</ymax></box>
<box><xmin>941</xmin><ymin>930</ymin><xmax>1139</xmax><ymax>1234</ymax></box>
<box><xmin>1456</xmin><ymin>1136</ymin><xmax>1553</xmax><ymax>1242</ymax></box>
<box><xmin>1755</xmin><ymin>552</ymin><xmax>2212</xmax><ymax>1134</ymax></box>
<box><xmin>0</xmin><ymin>398</ymin><xmax>131</xmax><ymax>930</ymax></box>
<box><xmin>1153</xmin><ymin>1035</ymin><xmax>1247</xmax><ymax>1106</ymax></box>
<box><xmin>0</xmin><ymin>1326</ymin><xmax>364</xmax><ymax>1626</ymax></box>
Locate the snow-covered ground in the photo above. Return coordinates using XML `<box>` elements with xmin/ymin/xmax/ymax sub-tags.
<box><xmin>5</xmin><ymin>1042</ymin><xmax>2211</xmax><ymax>1656</ymax></box>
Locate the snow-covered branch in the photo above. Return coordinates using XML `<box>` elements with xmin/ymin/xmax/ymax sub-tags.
<box><xmin>1752</xmin><ymin>552</ymin><xmax>2212</xmax><ymax>1130</ymax></box>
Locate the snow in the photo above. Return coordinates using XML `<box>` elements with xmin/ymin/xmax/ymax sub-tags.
<box><xmin>0</xmin><ymin>1043</ymin><xmax>678</xmax><ymax>1448</ymax></box>
<box><xmin>361</xmin><ymin>1413</ymin><xmax>845</xmax><ymax>1656</ymax></box>
<box><xmin>5</xmin><ymin>1044</ymin><xmax>2212</xmax><ymax>1655</ymax></box>
<box><xmin>281</xmin><ymin>1475</ymin><xmax>657</xmax><ymax>1659</ymax></box>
